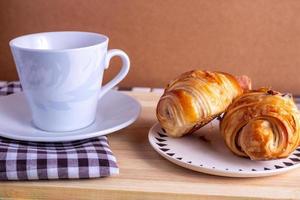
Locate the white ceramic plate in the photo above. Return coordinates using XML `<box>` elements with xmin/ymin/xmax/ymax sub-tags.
<box><xmin>0</xmin><ymin>90</ymin><xmax>140</xmax><ymax>142</ymax></box>
<box><xmin>149</xmin><ymin>120</ymin><xmax>300</xmax><ymax>177</ymax></box>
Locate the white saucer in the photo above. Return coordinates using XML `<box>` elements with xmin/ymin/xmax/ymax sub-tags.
<box><xmin>149</xmin><ymin>120</ymin><xmax>300</xmax><ymax>177</ymax></box>
<box><xmin>0</xmin><ymin>90</ymin><xmax>140</xmax><ymax>142</ymax></box>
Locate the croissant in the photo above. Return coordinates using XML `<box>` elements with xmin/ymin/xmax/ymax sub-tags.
<box><xmin>156</xmin><ymin>70</ymin><xmax>249</xmax><ymax>137</ymax></box>
<box><xmin>220</xmin><ymin>88</ymin><xmax>300</xmax><ymax>160</ymax></box>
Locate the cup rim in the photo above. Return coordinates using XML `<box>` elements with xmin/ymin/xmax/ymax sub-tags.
<box><xmin>9</xmin><ymin>31</ymin><xmax>109</xmax><ymax>52</ymax></box>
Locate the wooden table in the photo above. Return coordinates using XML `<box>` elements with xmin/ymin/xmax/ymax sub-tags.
<box><xmin>0</xmin><ymin>91</ymin><xmax>300</xmax><ymax>200</ymax></box>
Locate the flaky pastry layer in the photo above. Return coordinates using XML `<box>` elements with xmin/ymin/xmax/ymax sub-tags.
<box><xmin>157</xmin><ymin>70</ymin><xmax>243</xmax><ymax>137</ymax></box>
<box><xmin>220</xmin><ymin>88</ymin><xmax>300</xmax><ymax>160</ymax></box>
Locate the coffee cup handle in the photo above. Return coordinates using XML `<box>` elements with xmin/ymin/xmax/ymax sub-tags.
<box><xmin>99</xmin><ymin>49</ymin><xmax>130</xmax><ymax>98</ymax></box>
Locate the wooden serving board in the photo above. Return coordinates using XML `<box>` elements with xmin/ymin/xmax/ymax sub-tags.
<box><xmin>0</xmin><ymin>91</ymin><xmax>299</xmax><ymax>200</ymax></box>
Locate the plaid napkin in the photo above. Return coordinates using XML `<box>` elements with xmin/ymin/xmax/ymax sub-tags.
<box><xmin>0</xmin><ymin>81</ymin><xmax>22</xmax><ymax>95</ymax></box>
<box><xmin>0</xmin><ymin>82</ymin><xmax>118</xmax><ymax>180</ymax></box>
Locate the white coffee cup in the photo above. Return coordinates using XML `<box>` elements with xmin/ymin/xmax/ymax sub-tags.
<box><xmin>10</xmin><ymin>31</ymin><xmax>130</xmax><ymax>132</ymax></box>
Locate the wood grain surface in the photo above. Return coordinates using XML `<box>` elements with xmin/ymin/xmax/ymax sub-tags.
<box><xmin>0</xmin><ymin>91</ymin><xmax>299</xmax><ymax>200</ymax></box>
<box><xmin>1</xmin><ymin>1</ymin><xmax>300</xmax><ymax>94</ymax></box>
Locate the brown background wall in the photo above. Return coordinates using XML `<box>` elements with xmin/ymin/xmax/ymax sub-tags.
<box><xmin>1</xmin><ymin>0</ymin><xmax>300</xmax><ymax>93</ymax></box>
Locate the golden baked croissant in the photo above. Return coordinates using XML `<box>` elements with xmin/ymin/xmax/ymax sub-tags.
<box><xmin>156</xmin><ymin>70</ymin><xmax>249</xmax><ymax>137</ymax></box>
<box><xmin>220</xmin><ymin>88</ymin><xmax>300</xmax><ymax>160</ymax></box>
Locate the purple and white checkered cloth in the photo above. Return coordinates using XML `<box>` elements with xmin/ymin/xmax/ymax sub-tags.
<box><xmin>0</xmin><ymin>81</ymin><xmax>119</xmax><ymax>180</ymax></box>
<box><xmin>0</xmin><ymin>81</ymin><xmax>22</xmax><ymax>95</ymax></box>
